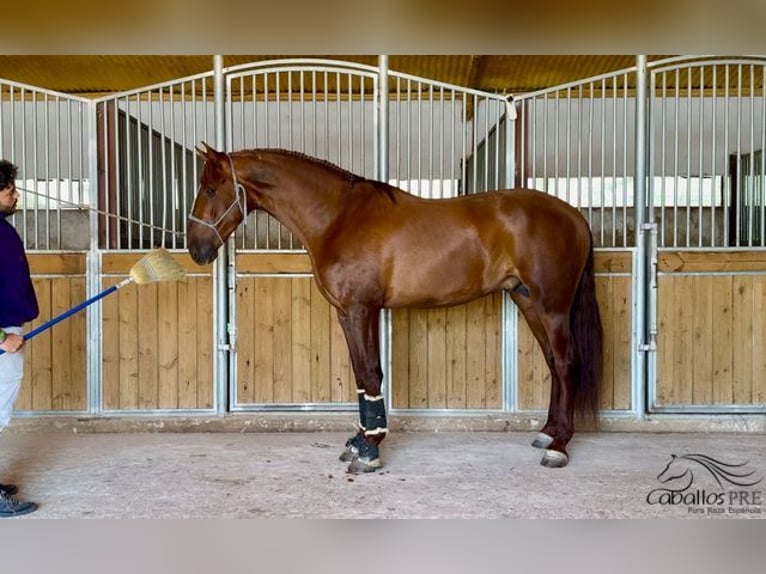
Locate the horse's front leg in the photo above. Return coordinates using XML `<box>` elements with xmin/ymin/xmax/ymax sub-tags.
<box><xmin>336</xmin><ymin>305</ymin><xmax>388</xmax><ymax>473</ymax></box>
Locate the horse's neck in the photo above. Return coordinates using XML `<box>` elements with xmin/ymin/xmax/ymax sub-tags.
<box><xmin>246</xmin><ymin>164</ymin><xmax>345</xmax><ymax>252</ymax></box>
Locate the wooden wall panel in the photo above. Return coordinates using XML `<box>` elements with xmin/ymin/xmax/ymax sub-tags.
<box><xmin>235</xmin><ymin>275</ymin><xmax>355</xmax><ymax>405</ymax></box>
<box><xmin>656</xmin><ymin>252</ymin><xmax>766</xmax><ymax>408</ymax></box>
<box><xmin>517</xmin><ymin>251</ymin><xmax>633</xmax><ymax>411</ymax></box>
<box><xmin>100</xmin><ymin>253</ymin><xmax>213</xmax><ymax>410</ymax></box>
<box><xmin>391</xmin><ymin>293</ymin><xmax>503</xmax><ymax>410</ymax></box>
<box><xmin>19</xmin><ymin>254</ymin><xmax>87</xmax><ymax>412</ymax></box>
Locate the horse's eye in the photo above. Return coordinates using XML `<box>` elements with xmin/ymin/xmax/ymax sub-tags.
<box><xmin>206</xmin><ymin>187</ymin><xmax>216</xmax><ymax>197</ymax></box>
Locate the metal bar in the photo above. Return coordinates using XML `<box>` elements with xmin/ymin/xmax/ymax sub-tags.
<box><xmin>634</xmin><ymin>55</ymin><xmax>648</xmax><ymax>417</ymax></box>
<box><xmin>213</xmin><ymin>54</ymin><xmax>229</xmax><ymax>416</ymax></box>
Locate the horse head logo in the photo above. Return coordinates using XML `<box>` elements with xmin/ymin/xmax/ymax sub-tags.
<box><xmin>657</xmin><ymin>454</ymin><xmax>762</xmax><ymax>491</ymax></box>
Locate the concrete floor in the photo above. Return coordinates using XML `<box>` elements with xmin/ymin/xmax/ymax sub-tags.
<box><xmin>1</xmin><ymin>425</ymin><xmax>764</xmax><ymax>518</ymax></box>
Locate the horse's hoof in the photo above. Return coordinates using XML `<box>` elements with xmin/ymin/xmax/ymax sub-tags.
<box><xmin>531</xmin><ymin>432</ymin><xmax>553</xmax><ymax>449</ymax></box>
<box><xmin>347</xmin><ymin>456</ymin><xmax>382</xmax><ymax>474</ymax></box>
<box><xmin>338</xmin><ymin>446</ymin><xmax>358</xmax><ymax>462</ymax></box>
<box><xmin>540</xmin><ymin>450</ymin><xmax>569</xmax><ymax>468</ymax></box>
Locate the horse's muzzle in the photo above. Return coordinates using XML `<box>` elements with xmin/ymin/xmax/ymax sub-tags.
<box><xmin>188</xmin><ymin>242</ymin><xmax>219</xmax><ymax>266</ymax></box>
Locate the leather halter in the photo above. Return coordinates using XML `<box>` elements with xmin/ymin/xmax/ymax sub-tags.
<box><xmin>188</xmin><ymin>153</ymin><xmax>247</xmax><ymax>246</ymax></box>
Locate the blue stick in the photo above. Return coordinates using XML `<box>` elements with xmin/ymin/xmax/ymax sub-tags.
<box><xmin>0</xmin><ymin>278</ymin><xmax>131</xmax><ymax>356</ymax></box>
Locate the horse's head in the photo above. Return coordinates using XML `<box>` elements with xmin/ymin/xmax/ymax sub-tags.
<box><xmin>187</xmin><ymin>142</ymin><xmax>247</xmax><ymax>265</ymax></box>
<box><xmin>657</xmin><ymin>454</ymin><xmax>691</xmax><ymax>485</ymax></box>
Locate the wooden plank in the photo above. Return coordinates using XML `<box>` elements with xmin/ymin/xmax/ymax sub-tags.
<box><xmin>27</xmin><ymin>253</ymin><xmax>86</xmax><ymax>275</ymax></box>
<box><xmin>236</xmin><ymin>278</ymin><xmax>256</xmax><ymax>405</ymax></box>
<box><xmin>291</xmin><ymin>278</ymin><xmax>312</xmax><ymax>403</ymax></box>
<box><xmin>711</xmin><ymin>275</ymin><xmax>733</xmax><ymax>404</ymax></box>
<box><xmin>445</xmin><ymin>304</ymin><xmax>467</xmax><ymax>409</ymax></box>
<box><xmin>691</xmin><ymin>276</ymin><xmax>713</xmax><ymax>405</ymax></box>
<box><xmin>656</xmin><ymin>276</ymin><xmax>674</xmax><ymax>407</ymax></box>
<box><xmin>236</xmin><ymin>253</ymin><xmax>313</xmax><ymax>274</ymax></box>
<box><xmin>309</xmin><ymin>279</ymin><xmax>331</xmax><ymax>403</ymax></box>
<box><xmin>408</xmin><ymin>309</ymin><xmax>429</xmax><ymax>408</ymax></box>
<box><xmin>391</xmin><ymin>309</ymin><xmax>410</xmax><ymax>409</ymax></box>
<box><xmin>157</xmin><ymin>281</ymin><xmax>179</xmax><ymax>409</ymax></box>
<box><xmin>612</xmin><ymin>276</ymin><xmax>632</xmax><ymax>410</ymax></box>
<box><xmin>118</xmin><ymin>283</ymin><xmax>139</xmax><ymax>409</ymax></box>
<box><xmin>195</xmin><ymin>276</ymin><xmax>214</xmax><ymax>408</ymax></box>
<box><xmin>50</xmin><ymin>278</ymin><xmax>72</xmax><ymax>410</ymax></box>
<box><xmin>484</xmin><ymin>293</ymin><xmax>502</xmax><ymax>409</ymax></box>
<box><xmin>658</xmin><ymin>250</ymin><xmax>766</xmax><ymax>273</ymax></box>
<box><xmin>673</xmin><ymin>275</ymin><xmax>694</xmax><ymax>405</ymax></box>
<box><xmin>252</xmin><ymin>277</ymin><xmax>275</xmax><ymax>404</ymax></box>
<box><xmin>754</xmin><ymin>276</ymin><xmax>766</xmax><ymax>404</ymax></box>
<box><xmin>426</xmin><ymin>308</ymin><xmax>447</xmax><ymax>408</ymax></box>
<box><xmin>597</xmin><ymin>276</ymin><xmax>615</xmax><ymax>409</ymax></box>
<box><xmin>272</xmin><ymin>278</ymin><xmax>293</xmax><ymax>403</ymax></box>
<box><xmin>68</xmin><ymin>277</ymin><xmax>87</xmax><ymax>410</ymax></box>
<box><xmin>31</xmin><ymin>279</ymin><xmax>52</xmax><ymax>410</ymax></box>
<box><xmin>177</xmin><ymin>279</ymin><xmax>198</xmax><ymax>409</ymax></box>
<box><xmin>465</xmin><ymin>298</ymin><xmax>486</xmax><ymax>409</ymax></box>
<box><xmin>137</xmin><ymin>283</ymin><xmax>159</xmax><ymax>409</ymax></box>
<box><xmin>101</xmin><ymin>277</ymin><xmax>121</xmax><ymax>410</ymax></box>
<box><xmin>593</xmin><ymin>251</ymin><xmax>633</xmax><ymax>274</ymax></box>
<box><xmin>731</xmin><ymin>276</ymin><xmax>753</xmax><ymax>404</ymax></box>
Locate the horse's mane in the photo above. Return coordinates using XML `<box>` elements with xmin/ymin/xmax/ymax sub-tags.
<box><xmin>679</xmin><ymin>454</ymin><xmax>762</xmax><ymax>488</ymax></box>
<box><xmin>243</xmin><ymin>148</ymin><xmax>398</xmax><ymax>203</ymax></box>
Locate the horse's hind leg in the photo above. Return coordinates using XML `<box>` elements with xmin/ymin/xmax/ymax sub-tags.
<box><xmin>335</xmin><ymin>305</ymin><xmax>388</xmax><ymax>474</ymax></box>
<box><xmin>536</xmin><ymin>312</ymin><xmax>579</xmax><ymax>468</ymax></box>
<box><xmin>510</xmin><ymin>292</ymin><xmax>559</xmax><ymax>452</ymax></box>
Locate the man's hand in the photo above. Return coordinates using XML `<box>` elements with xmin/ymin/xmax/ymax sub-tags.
<box><xmin>0</xmin><ymin>333</ymin><xmax>25</xmax><ymax>353</ymax></box>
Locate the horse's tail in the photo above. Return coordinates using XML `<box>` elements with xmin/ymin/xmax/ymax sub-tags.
<box><xmin>570</xmin><ymin>242</ymin><xmax>603</xmax><ymax>427</ymax></box>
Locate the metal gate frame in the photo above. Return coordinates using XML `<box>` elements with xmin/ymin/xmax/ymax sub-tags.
<box><xmin>7</xmin><ymin>54</ymin><xmax>765</xmax><ymax>421</ymax></box>
<box><xmin>220</xmin><ymin>57</ymin><xmax>518</xmax><ymax>415</ymax></box>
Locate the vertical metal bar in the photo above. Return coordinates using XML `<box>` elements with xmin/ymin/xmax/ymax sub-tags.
<box><xmin>761</xmin><ymin>65</ymin><xmax>766</xmax><ymax>247</ymax></box>
<box><xmin>660</xmin><ymin>71</ymin><xmax>667</xmax><ymax>247</ymax></box>
<box><xmin>543</xmin><ymin>94</ymin><xmax>549</xmax><ymax>193</ymax></box>
<box><xmin>673</xmin><ymin>68</ymin><xmax>680</xmax><ymax>247</ymax></box>
<box><xmin>736</xmin><ymin>64</ymin><xmax>743</xmax><ymax>246</ymax></box>
<box><xmin>685</xmin><ymin>67</ymin><xmax>692</xmax><ymax>247</ymax></box>
<box><xmin>748</xmin><ymin>64</ymin><xmax>755</xmax><ymax>246</ymax></box>
<box><xmin>565</xmin><ymin>87</ymin><xmax>571</xmax><ymax>205</ymax></box>
<box><xmin>711</xmin><ymin>66</ymin><xmax>718</xmax><ymax>246</ymax></box>
<box><xmin>723</xmin><ymin>65</ymin><xmax>730</xmax><ymax>245</ymax></box>
<box><xmin>43</xmin><ymin>93</ymin><xmax>50</xmax><ymax>251</ymax></box>
<box><xmin>504</xmin><ymin>97</ymin><xmax>517</xmax><ymax>413</ymax></box>
<box><xmin>439</xmin><ymin>86</ymin><xmax>445</xmax><ymax>196</ymax></box>
<box><xmin>587</xmin><ymin>83</ymin><xmax>594</xmax><ymax>224</ymax></box>
<box><xmin>697</xmin><ymin>66</ymin><xmax>705</xmax><ymax>247</ymax></box>
<box><xmin>86</xmin><ymin>98</ymin><xmax>101</xmax><ymax>414</ymax></box>
<box><xmin>609</xmin><ymin>76</ymin><xmax>620</xmax><ymax>247</ymax></box>
<box><xmin>460</xmin><ymin>90</ymin><xmax>466</xmax><ymax>192</ymax></box>
<box><xmin>428</xmin><ymin>84</ymin><xmax>435</xmax><ymax>195</ymax></box>
<box><xmin>600</xmin><ymin>79</ymin><xmax>606</xmax><ymax>246</ymax></box>
<box><xmin>376</xmin><ymin>56</ymin><xmax>392</xmax><ymax>413</ymax></box>
<box><xmin>635</xmin><ymin>55</ymin><xmax>649</xmax><ymax>417</ymax></box>
<box><xmin>213</xmin><ymin>55</ymin><xmax>229</xmax><ymax>416</ymax></box>
<box><xmin>347</xmin><ymin>73</ymin><xmax>353</xmax><ymax>174</ymax></box>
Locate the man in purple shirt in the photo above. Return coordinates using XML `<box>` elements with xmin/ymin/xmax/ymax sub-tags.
<box><xmin>0</xmin><ymin>159</ymin><xmax>39</xmax><ymax>517</ymax></box>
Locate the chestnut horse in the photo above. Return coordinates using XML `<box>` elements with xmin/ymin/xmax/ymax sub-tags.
<box><xmin>188</xmin><ymin>144</ymin><xmax>602</xmax><ymax>473</ymax></box>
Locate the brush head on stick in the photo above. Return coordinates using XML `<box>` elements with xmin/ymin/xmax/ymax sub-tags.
<box><xmin>129</xmin><ymin>248</ymin><xmax>187</xmax><ymax>285</ymax></box>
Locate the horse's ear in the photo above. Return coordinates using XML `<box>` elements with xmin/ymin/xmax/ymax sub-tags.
<box><xmin>196</xmin><ymin>141</ymin><xmax>218</xmax><ymax>161</ymax></box>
